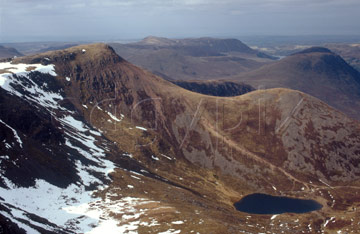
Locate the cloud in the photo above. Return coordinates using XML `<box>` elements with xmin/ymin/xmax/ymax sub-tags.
<box><xmin>3</xmin><ymin>0</ymin><xmax>360</xmax><ymax>13</ymax></box>
<box><xmin>0</xmin><ymin>0</ymin><xmax>359</xmax><ymax>42</ymax></box>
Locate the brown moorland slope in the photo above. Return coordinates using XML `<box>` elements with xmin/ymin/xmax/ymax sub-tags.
<box><xmin>1</xmin><ymin>43</ymin><xmax>360</xmax><ymax>233</ymax></box>
<box><xmin>17</xmin><ymin>43</ymin><xmax>360</xmax><ymax>183</ymax></box>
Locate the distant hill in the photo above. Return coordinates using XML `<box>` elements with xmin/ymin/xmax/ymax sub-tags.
<box><xmin>0</xmin><ymin>45</ymin><xmax>23</xmax><ymax>59</ymax></box>
<box><xmin>1</xmin><ymin>42</ymin><xmax>84</xmax><ymax>55</ymax></box>
<box><xmin>135</xmin><ymin>36</ymin><xmax>271</xmax><ymax>56</ymax></box>
<box><xmin>293</xmin><ymin>47</ymin><xmax>332</xmax><ymax>54</ymax></box>
<box><xmin>232</xmin><ymin>47</ymin><xmax>360</xmax><ymax>120</ymax></box>
<box><xmin>108</xmin><ymin>36</ymin><xmax>275</xmax><ymax>81</ymax></box>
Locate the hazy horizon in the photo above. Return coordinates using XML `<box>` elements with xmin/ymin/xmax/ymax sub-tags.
<box><xmin>1</xmin><ymin>0</ymin><xmax>360</xmax><ymax>43</ymax></box>
<box><xmin>1</xmin><ymin>34</ymin><xmax>360</xmax><ymax>47</ymax></box>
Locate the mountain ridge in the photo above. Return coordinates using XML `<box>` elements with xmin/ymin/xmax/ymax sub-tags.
<box><xmin>1</xmin><ymin>43</ymin><xmax>360</xmax><ymax>233</ymax></box>
<box><xmin>14</xmin><ymin>43</ymin><xmax>360</xmax><ymax>185</ymax></box>
<box><xmin>108</xmin><ymin>36</ymin><xmax>275</xmax><ymax>81</ymax></box>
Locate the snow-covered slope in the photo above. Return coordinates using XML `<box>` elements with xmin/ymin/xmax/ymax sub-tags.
<box><xmin>0</xmin><ymin>61</ymin><xmax>158</xmax><ymax>233</ymax></box>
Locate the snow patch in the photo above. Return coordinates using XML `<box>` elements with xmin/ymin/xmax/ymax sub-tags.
<box><xmin>151</xmin><ymin>155</ymin><xmax>160</xmax><ymax>161</ymax></box>
<box><xmin>130</xmin><ymin>175</ymin><xmax>141</xmax><ymax>180</ymax></box>
<box><xmin>160</xmin><ymin>154</ymin><xmax>173</xmax><ymax>160</ymax></box>
<box><xmin>0</xmin><ymin>62</ymin><xmax>62</xmax><ymax>109</ymax></box>
<box><xmin>324</xmin><ymin>217</ymin><xmax>335</xmax><ymax>227</ymax></box>
<box><xmin>0</xmin><ymin>177</ymin><xmax>97</xmax><ymax>232</ymax></box>
<box><xmin>106</xmin><ymin>111</ymin><xmax>123</xmax><ymax>122</ymax></box>
<box><xmin>0</xmin><ymin>155</ymin><xmax>10</xmax><ymax>160</ymax></box>
<box><xmin>136</xmin><ymin>126</ymin><xmax>147</xmax><ymax>131</ymax></box>
<box><xmin>123</xmin><ymin>153</ymin><xmax>133</xmax><ymax>158</ymax></box>
<box><xmin>159</xmin><ymin>229</ymin><xmax>181</xmax><ymax>234</ymax></box>
<box><xmin>171</xmin><ymin>221</ymin><xmax>184</xmax><ymax>224</ymax></box>
<box><xmin>90</xmin><ymin>129</ymin><xmax>102</xmax><ymax>136</ymax></box>
<box><xmin>64</xmin><ymin>195</ymin><xmax>161</xmax><ymax>234</ymax></box>
<box><xmin>0</xmin><ymin>211</ymin><xmax>41</xmax><ymax>234</ymax></box>
<box><xmin>60</xmin><ymin>116</ymin><xmax>88</xmax><ymax>132</ymax></box>
<box><xmin>0</xmin><ymin>76</ymin><xmax>7</xmax><ymax>86</ymax></box>
<box><xmin>0</xmin><ymin>119</ymin><xmax>23</xmax><ymax>148</ymax></box>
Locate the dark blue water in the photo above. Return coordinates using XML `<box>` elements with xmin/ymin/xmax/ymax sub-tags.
<box><xmin>234</xmin><ymin>193</ymin><xmax>322</xmax><ymax>214</ymax></box>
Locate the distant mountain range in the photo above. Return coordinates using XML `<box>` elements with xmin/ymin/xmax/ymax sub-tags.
<box><xmin>1</xmin><ymin>42</ymin><xmax>81</xmax><ymax>56</ymax></box>
<box><xmin>1</xmin><ymin>43</ymin><xmax>360</xmax><ymax>233</ymax></box>
<box><xmin>110</xmin><ymin>37</ymin><xmax>360</xmax><ymax>121</ymax></box>
<box><xmin>109</xmin><ymin>36</ymin><xmax>276</xmax><ymax>81</ymax></box>
<box><xmin>135</xmin><ymin>36</ymin><xmax>273</xmax><ymax>57</ymax></box>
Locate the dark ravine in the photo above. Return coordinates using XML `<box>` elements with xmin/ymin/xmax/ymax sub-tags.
<box><xmin>171</xmin><ymin>80</ymin><xmax>255</xmax><ymax>97</ymax></box>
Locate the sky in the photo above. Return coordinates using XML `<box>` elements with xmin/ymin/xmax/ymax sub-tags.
<box><xmin>0</xmin><ymin>0</ymin><xmax>360</xmax><ymax>42</ymax></box>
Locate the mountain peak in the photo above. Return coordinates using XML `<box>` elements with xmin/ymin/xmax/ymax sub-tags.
<box><xmin>13</xmin><ymin>43</ymin><xmax>124</xmax><ymax>67</ymax></box>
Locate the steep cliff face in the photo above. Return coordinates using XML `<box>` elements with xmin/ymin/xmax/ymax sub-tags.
<box><xmin>1</xmin><ymin>44</ymin><xmax>360</xmax><ymax>233</ymax></box>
